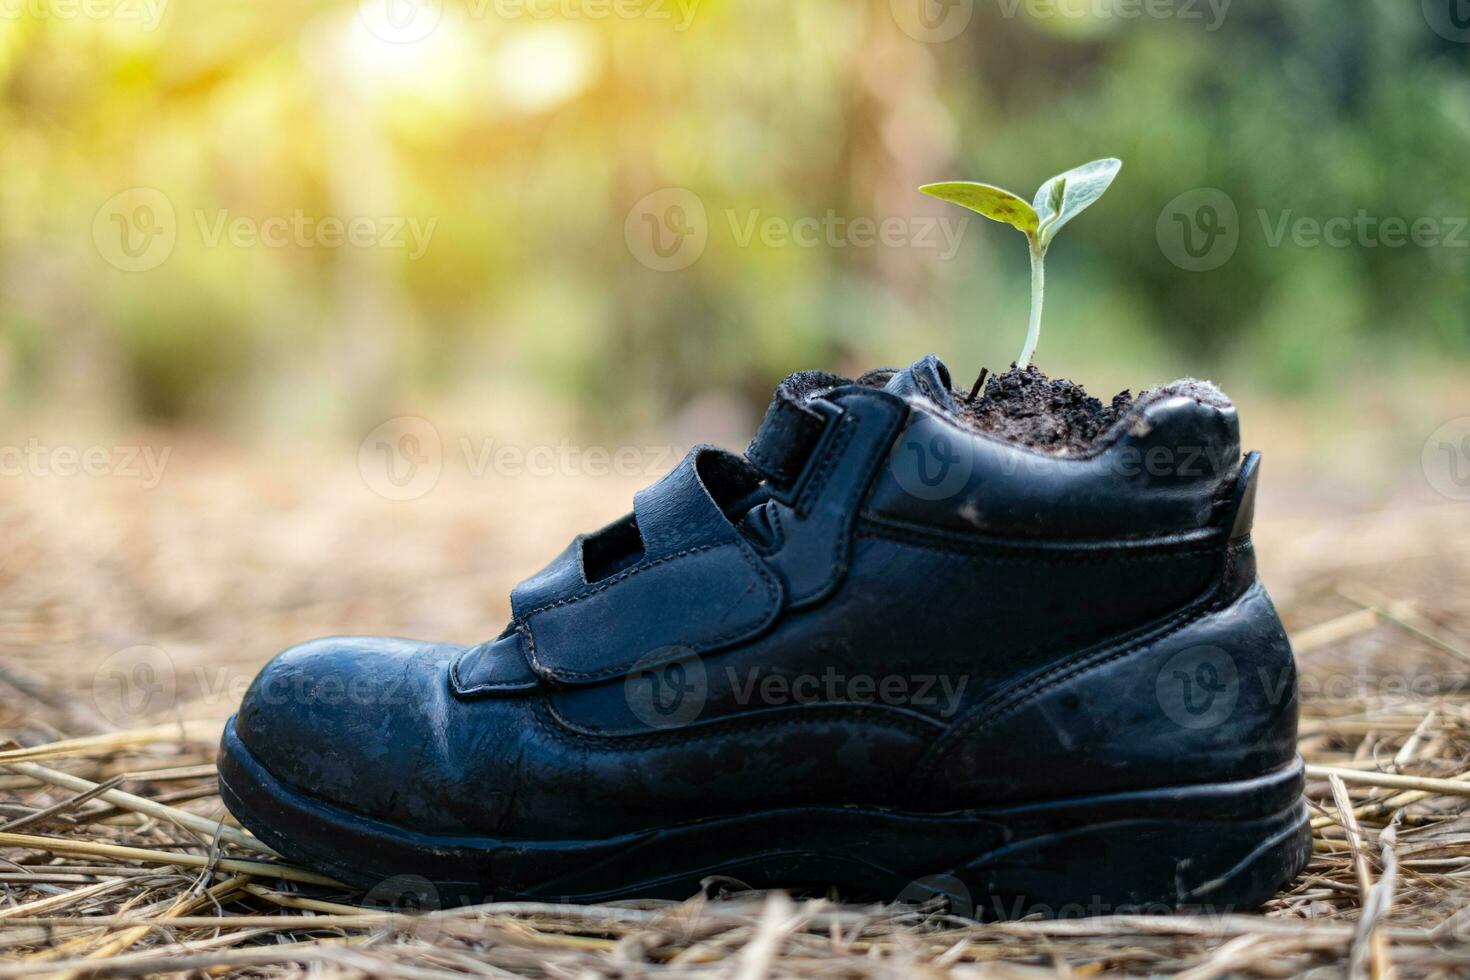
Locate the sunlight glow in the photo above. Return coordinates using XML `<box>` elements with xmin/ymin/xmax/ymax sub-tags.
<box><xmin>494</xmin><ymin>24</ymin><xmax>600</xmax><ymax>114</ymax></box>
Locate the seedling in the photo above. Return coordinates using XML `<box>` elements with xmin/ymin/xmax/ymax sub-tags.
<box><xmin>921</xmin><ymin>158</ymin><xmax>1121</xmax><ymax>369</ymax></box>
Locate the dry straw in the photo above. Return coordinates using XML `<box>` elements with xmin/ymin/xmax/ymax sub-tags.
<box><xmin>1</xmin><ymin>493</ymin><xmax>1467</xmax><ymax>976</ymax></box>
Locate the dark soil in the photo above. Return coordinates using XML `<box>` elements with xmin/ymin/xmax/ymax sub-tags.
<box><xmin>954</xmin><ymin>364</ymin><xmax>1133</xmax><ymax>453</ymax></box>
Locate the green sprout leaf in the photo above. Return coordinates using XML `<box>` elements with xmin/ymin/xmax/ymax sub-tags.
<box><xmin>1031</xmin><ymin>157</ymin><xmax>1121</xmax><ymax>248</ymax></box>
<box><xmin>918</xmin><ymin>182</ymin><xmax>1038</xmax><ymax>236</ymax></box>
<box><xmin>919</xmin><ymin>157</ymin><xmax>1122</xmax><ymax>370</ymax></box>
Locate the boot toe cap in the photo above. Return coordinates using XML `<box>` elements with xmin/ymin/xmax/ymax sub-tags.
<box><xmin>236</xmin><ymin>636</ymin><xmax>463</xmax><ymax>826</ymax></box>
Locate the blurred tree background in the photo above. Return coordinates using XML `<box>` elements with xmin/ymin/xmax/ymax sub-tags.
<box><xmin>0</xmin><ymin>0</ymin><xmax>1466</xmax><ymax>438</ymax></box>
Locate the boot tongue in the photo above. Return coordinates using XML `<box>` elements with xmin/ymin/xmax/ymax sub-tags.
<box><xmin>882</xmin><ymin>354</ymin><xmax>961</xmax><ymax>411</ymax></box>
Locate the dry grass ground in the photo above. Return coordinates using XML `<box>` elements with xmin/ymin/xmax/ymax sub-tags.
<box><xmin>0</xmin><ymin>428</ymin><xmax>1467</xmax><ymax>977</ymax></box>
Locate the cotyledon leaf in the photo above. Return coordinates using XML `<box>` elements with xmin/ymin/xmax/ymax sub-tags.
<box><xmin>919</xmin><ymin>181</ymin><xmax>1039</xmax><ymax>236</ymax></box>
<box><xmin>1031</xmin><ymin>158</ymin><xmax>1121</xmax><ymax>247</ymax></box>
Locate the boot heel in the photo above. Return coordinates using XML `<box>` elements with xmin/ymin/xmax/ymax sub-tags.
<box><xmin>946</xmin><ymin>798</ymin><xmax>1310</xmax><ymax>919</ymax></box>
<box><xmin>910</xmin><ymin>762</ymin><xmax>1312</xmax><ymax>919</ymax></box>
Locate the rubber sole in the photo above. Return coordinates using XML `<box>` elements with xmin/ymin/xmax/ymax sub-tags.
<box><xmin>218</xmin><ymin>719</ymin><xmax>1310</xmax><ymax>918</ymax></box>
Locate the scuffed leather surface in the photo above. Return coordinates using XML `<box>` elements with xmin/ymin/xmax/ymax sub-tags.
<box><xmin>909</xmin><ymin>580</ymin><xmax>1297</xmax><ymax>806</ymax></box>
<box><xmin>237</xmin><ymin>636</ymin><xmax>935</xmax><ymax>837</ymax></box>
<box><xmin>868</xmin><ymin>360</ymin><xmax>1241</xmax><ymax>539</ymax></box>
<box><xmin>235</xmin><ymin>354</ymin><xmax>1299</xmax><ymax>841</ymax></box>
<box><xmin>549</xmin><ymin>523</ymin><xmax>1221</xmax><ymax>735</ymax></box>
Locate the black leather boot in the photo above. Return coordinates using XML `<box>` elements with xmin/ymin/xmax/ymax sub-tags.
<box><xmin>219</xmin><ymin>354</ymin><xmax>1308</xmax><ymax>916</ymax></box>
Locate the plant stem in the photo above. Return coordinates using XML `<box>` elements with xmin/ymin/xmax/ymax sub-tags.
<box><xmin>1018</xmin><ymin>241</ymin><xmax>1045</xmax><ymax>368</ymax></box>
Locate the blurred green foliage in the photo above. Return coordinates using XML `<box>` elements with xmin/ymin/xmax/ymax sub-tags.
<box><xmin>0</xmin><ymin>0</ymin><xmax>1466</xmax><ymax>433</ymax></box>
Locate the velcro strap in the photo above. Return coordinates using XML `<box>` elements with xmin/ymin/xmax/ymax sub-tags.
<box><xmin>745</xmin><ymin>371</ymin><xmax>848</xmax><ymax>490</ymax></box>
<box><xmin>509</xmin><ymin>447</ymin><xmax>784</xmax><ymax>684</ymax></box>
